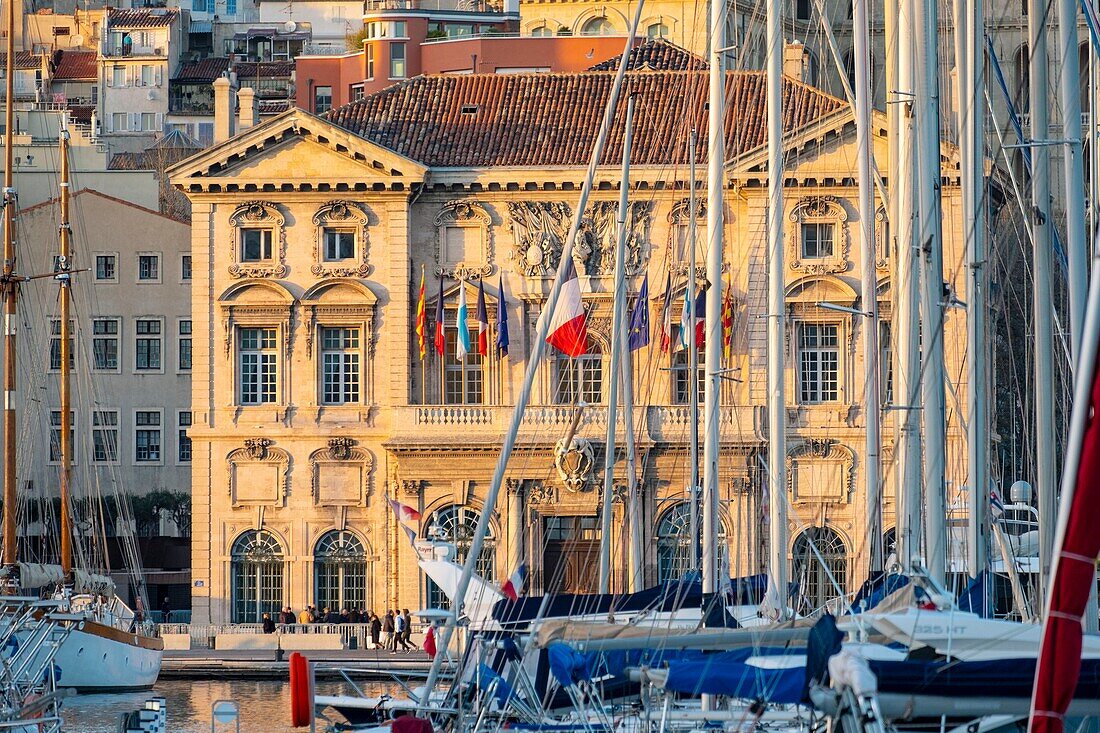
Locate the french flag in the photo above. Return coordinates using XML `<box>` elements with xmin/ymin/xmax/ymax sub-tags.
<box><xmin>501</xmin><ymin>563</ymin><xmax>527</xmax><ymax>602</ymax></box>
<box><xmin>476</xmin><ymin>279</ymin><xmax>490</xmax><ymax>357</ymax></box>
<box><xmin>678</xmin><ymin>286</ymin><xmax>706</xmax><ymax>350</ymax></box>
<box><xmin>543</xmin><ymin>257</ymin><xmax>587</xmax><ymax>357</ymax></box>
<box><xmin>387</xmin><ymin>497</ymin><xmax>421</xmax><ymax>523</ymax></box>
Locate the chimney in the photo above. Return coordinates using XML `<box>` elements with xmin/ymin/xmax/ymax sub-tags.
<box><xmin>783</xmin><ymin>41</ymin><xmax>808</xmax><ymax>82</ymax></box>
<box><xmin>238</xmin><ymin>86</ymin><xmax>258</xmax><ymax>130</ymax></box>
<box><xmin>213</xmin><ymin>75</ymin><xmax>237</xmax><ymax>144</ymax></box>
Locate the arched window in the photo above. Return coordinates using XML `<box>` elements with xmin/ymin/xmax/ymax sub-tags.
<box><xmin>791</xmin><ymin>527</ymin><xmax>847</xmax><ymax>614</ymax></box>
<box><xmin>425</xmin><ymin>505</ymin><xmax>496</xmax><ymax>608</ymax></box>
<box><xmin>315</xmin><ymin>530</ymin><xmax>368</xmax><ymax>613</ymax></box>
<box><xmin>581</xmin><ymin>16</ymin><xmax>615</xmax><ymax>35</ymax></box>
<box><xmin>530</xmin><ymin>25</ymin><xmax>552</xmax><ymax>37</ymax></box>
<box><xmin>646</xmin><ymin>22</ymin><xmax>669</xmax><ymax>38</ymax></box>
<box><xmin>231</xmin><ymin>530</ymin><xmax>285</xmax><ymax>623</ymax></box>
<box><xmin>655</xmin><ymin>503</ymin><xmax>728</xmax><ymax>583</ymax></box>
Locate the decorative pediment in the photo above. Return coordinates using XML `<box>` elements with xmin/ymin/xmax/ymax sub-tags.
<box><xmin>665</xmin><ymin>198</ymin><xmax>707</xmax><ymax>277</ymax></box>
<box><xmin>228</xmin><ymin>201</ymin><xmax>287</xmax><ymax>279</ymax></box>
<box><xmin>435</xmin><ymin>200</ymin><xmax>494</xmax><ymax>279</ymax></box>
<box><xmin>300</xmin><ymin>279</ymin><xmax>378</xmax><ymax>359</ymax></box>
<box><xmin>312</xmin><ymin>200</ymin><xmax>371</xmax><ymax>278</ymax></box>
<box><xmin>167</xmin><ymin>109</ymin><xmax>428</xmax><ymax>193</ymax></box>
<box><xmin>227</xmin><ymin>439</ymin><xmax>291</xmax><ymax>506</ymax></box>
<box><xmin>786</xmin><ymin>439</ymin><xmax>855</xmax><ymax>504</ymax></box>
<box><xmin>217</xmin><ymin>280</ymin><xmax>296</xmax><ymax>359</ymax></box>
<box><xmin>787</xmin><ymin>195</ymin><xmax>851</xmax><ymax>275</ymax></box>
<box><xmin>310</xmin><ymin>438</ymin><xmax>373</xmax><ymax>506</ymax></box>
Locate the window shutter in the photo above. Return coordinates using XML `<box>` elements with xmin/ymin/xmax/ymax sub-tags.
<box><xmin>155</xmin><ymin>66</ymin><xmax>162</xmax><ymax>87</ymax></box>
<box><xmin>130</xmin><ymin>112</ymin><xmax>140</xmax><ymax>131</ymax></box>
<box><xmin>155</xmin><ymin>113</ymin><xmax>163</xmax><ymax>131</ymax></box>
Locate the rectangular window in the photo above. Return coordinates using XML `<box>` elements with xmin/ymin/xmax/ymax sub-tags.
<box><xmin>178</xmin><ymin>411</ymin><xmax>192</xmax><ymax>463</ymax></box>
<box><xmin>49</xmin><ymin>410</ymin><xmax>75</xmax><ymax>464</ymax></box>
<box><xmin>670</xmin><ymin>338</ymin><xmax>705</xmax><ymax>405</ymax></box>
<box><xmin>314</xmin><ymin>85</ymin><xmax>332</xmax><ymax>114</ymax></box>
<box><xmin>796</xmin><ymin>0</ymin><xmax>812</xmax><ymax>19</ymax></box>
<box><xmin>92</xmin><ymin>410</ymin><xmax>119</xmax><ymax>463</ymax></box>
<box><xmin>138</xmin><ymin>254</ymin><xmax>160</xmax><ymax>280</ymax></box>
<box><xmin>880</xmin><ymin>320</ymin><xmax>893</xmax><ymax>405</ymax></box>
<box><xmin>198</xmin><ymin>122</ymin><xmax>214</xmax><ymax>146</ymax></box>
<box><xmin>351</xmin><ymin>84</ymin><xmax>365</xmax><ymax>101</ymax></box>
<box><xmin>392</xmin><ymin>21</ymin><xmax>407</xmax><ymax>37</ymax></box>
<box><xmin>92</xmin><ymin>318</ymin><xmax>120</xmax><ymax>370</ymax></box>
<box><xmin>226</xmin><ymin>0</ymin><xmax>237</xmax><ymax>14</ymax></box>
<box><xmin>49</xmin><ymin>318</ymin><xmax>74</xmax><ymax>371</ymax></box>
<box><xmin>140</xmin><ymin>64</ymin><xmax>153</xmax><ymax>86</ymax></box>
<box><xmin>367</xmin><ymin>45</ymin><xmax>375</xmax><ymax>79</ymax></box>
<box><xmin>442</xmin><ymin>318</ymin><xmax>483</xmax><ymax>404</ymax></box>
<box><xmin>240</xmin><ymin>229</ymin><xmax>272</xmax><ymax>262</ymax></box>
<box><xmin>135</xmin><ymin>319</ymin><xmax>162</xmax><ymax>371</ymax></box>
<box><xmin>140</xmin><ymin>112</ymin><xmax>156</xmax><ymax>131</ymax></box>
<box><xmin>239</xmin><ymin>327</ymin><xmax>278</xmax><ymax>404</ymax></box>
<box><xmin>553</xmin><ymin>355</ymin><xmax>602</xmax><ymax>404</ymax></box>
<box><xmin>95</xmin><ymin>254</ymin><xmax>117</xmax><ymax>281</ymax></box>
<box><xmin>178</xmin><ymin>320</ymin><xmax>192</xmax><ymax>371</ymax></box>
<box><xmin>193</xmin><ymin>0</ymin><xmax>207</xmax><ymax>11</ymax></box>
<box><xmin>323</xmin><ymin>229</ymin><xmax>355</xmax><ymax>260</ymax></box>
<box><xmin>111</xmin><ymin>66</ymin><xmax>125</xmax><ymax>87</ymax></box>
<box><xmin>134</xmin><ymin>410</ymin><xmax>161</xmax><ymax>463</ymax></box>
<box><xmin>181</xmin><ymin>254</ymin><xmax>192</xmax><ymax>280</ymax></box>
<box><xmin>798</xmin><ymin>323</ymin><xmax>840</xmax><ymax>403</ymax></box>
<box><xmin>321</xmin><ymin>327</ymin><xmax>361</xmax><ymax>404</ymax></box>
<box><xmin>800</xmin><ymin>222</ymin><xmax>835</xmax><ymax>259</ymax></box>
<box><xmin>112</xmin><ymin>111</ymin><xmax>127</xmax><ymax>131</ymax></box>
<box><xmin>390</xmin><ymin>42</ymin><xmax>406</xmax><ymax>79</ymax></box>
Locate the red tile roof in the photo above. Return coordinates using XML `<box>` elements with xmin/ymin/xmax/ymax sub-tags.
<box><xmin>0</xmin><ymin>52</ymin><xmax>44</xmax><ymax>71</ymax></box>
<box><xmin>235</xmin><ymin>61</ymin><xmax>295</xmax><ymax>78</ymax></box>
<box><xmin>174</xmin><ymin>57</ymin><xmax>231</xmax><ymax>84</ymax></box>
<box><xmin>326</xmin><ymin>70</ymin><xmax>845</xmax><ymax>167</ymax></box>
<box><xmin>52</xmin><ymin>49</ymin><xmax>97</xmax><ymax>80</ymax></box>
<box><xmin>588</xmin><ymin>38</ymin><xmax>707</xmax><ymax>71</ymax></box>
<box><xmin>108</xmin><ymin>8</ymin><xmax>178</xmax><ymax>29</ymax></box>
<box><xmin>259</xmin><ymin>99</ymin><xmax>291</xmax><ymax>115</ymax></box>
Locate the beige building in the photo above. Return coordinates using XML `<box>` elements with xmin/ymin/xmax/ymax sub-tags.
<box><xmin>171</xmin><ymin>65</ymin><xmax>973</xmax><ymax>625</ymax></box>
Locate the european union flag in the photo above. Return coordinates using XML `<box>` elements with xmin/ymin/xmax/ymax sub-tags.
<box><xmin>627</xmin><ymin>274</ymin><xmax>650</xmax><ymax>351</ymax></box>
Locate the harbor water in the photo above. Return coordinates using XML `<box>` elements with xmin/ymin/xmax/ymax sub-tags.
<box><xmin>62</xmin><ymin>678</ymin><xmax>399</xmax><ymax>732</ymax></box>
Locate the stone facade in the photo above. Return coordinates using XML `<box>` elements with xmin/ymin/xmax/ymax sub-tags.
<box><xmin>171</xmin><ymin>73</ymin><xmax>971</xmax><ymax>625</ymax></box>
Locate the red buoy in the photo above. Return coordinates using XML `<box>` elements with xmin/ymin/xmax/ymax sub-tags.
<box><xmin>289</xmin><ymin>652</ymin><xmax>314</xmax><ymax>728</ymax></box>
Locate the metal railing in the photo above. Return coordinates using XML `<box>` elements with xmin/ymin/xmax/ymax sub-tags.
<box><xmin>157</xmin><ymin>622</ymin><xmax>424</xmax><ymax>650</ymax></box>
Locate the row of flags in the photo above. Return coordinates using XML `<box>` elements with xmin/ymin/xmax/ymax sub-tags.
<box><xmin>414</xmin><ymin>266</ymin><xmax>737</xmax><ymax>363</ymax></box>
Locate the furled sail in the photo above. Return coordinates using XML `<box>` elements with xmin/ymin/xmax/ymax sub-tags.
<box><xmin>18</xmin><ymin>563</ymin><xmax>65</xmax><ymax>589</ymax></box>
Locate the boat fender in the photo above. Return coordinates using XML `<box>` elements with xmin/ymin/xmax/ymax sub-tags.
<box><xmin>289</xmin><ymin>652</ymin><xmax>314</xmax><ymax>728</ymax></box>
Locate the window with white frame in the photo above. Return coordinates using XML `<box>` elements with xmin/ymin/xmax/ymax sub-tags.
<box><xmin>670</xmin><ymin>337</ymin><xmax>704</xmax><ymax>405</ymax></box>
<box><xmin>320</xmin><ymin>327</ymin><xmax>360</xmax><ymax>405</ymax></box>
<box><xmin>240</xmin><ymin>228</ymin><xmax>273</xmax><ymax>262</ymax></box>
<box><xmin>239</xmin><ymin>327</ymin><xmax>278</xmax><ymax>405</ymax></box>
<box><xmin>390</xmin><ymin>42</ymin><xmax>406</xmax><ymax>78</ymax></box>
<box><xmin>553</xmin><ymin>347</ymin><xmax>603</xmax><ymax>404</ymax></box>
<box><xmin>92</xmin><ymin>410</ymin><xmax>119</xmax><ymax>463</ymax></box>
<box><xmin>178</xmin><ymin>411</ymin><xmax>192</xmax><ymax>463</ymax></box>
<box><xmin>92</xmin><ymin>317</ymin><xmax>120</xmax><ymax>371</ymax></box>
<box><xmin>800</xmin><ymin>222</ymin><xmax>835</xmax><ymax>259</ymax></box>
<box><xmin>111</xmin><ymin>66</ymin><xmax>125</xmax><ymax>87</ymax></box>
<box><xmin>49</xmin><ymin>410</ymin><xmax>75</xmax><ymax>464</ymax></box>
<box><xmin>140</xmin><ymin>64</ymin><xmax>153</xmax><ymax>86</ymax></box>
<box><xmin>178</xmin><ymin>320</ymin><xmax>192</xmax><ymax>371</ymax></box>
<box><xmin>323</xmin><ymin>228</ymin><xmax>356</xmax><ymax>261</ymax></box>
<box><xmin>314</xmin><ymin>86</ymin><xmax>332</xmax><ymax>114</ymax></box>
<box><xmin>111</xmin><ymin>112</ymin><xmax>127</xmax><ymax>132</ymax></box>
<box><xmin>95</xmin><ymin>254</ymin><xmax>117</xmax><ymax>281</ymax></box>
<box><xmin>135</xmin><ymin>319</ymin><xmax>162</xmax><ymax>371</ymax></box>
<box><xmin>134</xmin><ymin>410</ymin><xmax>161</xmax><ymax>463</ymax></box>
<box><xmin>49</xmin><ymin>318</ymin><xmax>74</xmax><ymax>371</ymax></box>
<box><xmin>798</xmin><ymin>323</ymin><xmax>840</xmax><ymax>403</ymax></box>
<box><xmin>367</xmin><ymin>45</ymin><xmax>375</xmax><ymax>79</ymax></box>
<box><xmin>880</xmin><ymin>320</ymin><xmax>893</xmax><ymax>404</ymax></box>
<box><xmin>140</xmin><ymin>112</ymin><xmax>156</xmax><ymax>131</ymax></box>
<box><xmin>441</xmin><ymin>313</ymin><xmax>483</xmax><ymax>404</ymax></box>
<box><xmin>138</xmin><ymin>253</ymin><xmax>160</xmax><ymax>281</ymax></box>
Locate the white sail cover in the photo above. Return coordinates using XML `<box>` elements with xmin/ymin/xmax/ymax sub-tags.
<box><xmin>73</xmin><ymin>569</ymin><xmax>115</xmax><ymax>596</ymax></box>
<box><xmin>19</xmin><ymin>563</ymin><xmax>65</xmax><ymax>589</ymax></box>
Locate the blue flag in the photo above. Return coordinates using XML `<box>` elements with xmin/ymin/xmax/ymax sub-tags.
<box><xmin>628</xmin><ymin>274</ymin><xmax>650</xmax><ymax>351</ymax></box>
<box><xmin>496</xmin><ymin>275</ymin><xmax>510</xmax><ymax>357</ymax></box>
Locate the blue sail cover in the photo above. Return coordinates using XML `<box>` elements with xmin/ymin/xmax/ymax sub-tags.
<box><xmin>663</xmin><ymin>648</ymin><xmax>806</xmax><ymax>704</ymax></box>
<box><xmin>869</xmin><ymin>657</ymin><xmax>1100</xmax><ymax>699</ymax></box>
<box><xmin>956</xmin><ymin>570</ymin><xmax>993</xmax><ymax>617</ymax></box>
<box><xmin>547</xmin><ymin>643</ymin><xmax>593</xmax><ymax>687</ymax></box>
<box><xmin>476</xmin><ymin>664</ymin><xmax>517</xmax><ymax>706</ymax></box>
<box><xmin>850</xmin><ymin>572</ymin><xmax>910</xmax><ymax>612</ymax></box>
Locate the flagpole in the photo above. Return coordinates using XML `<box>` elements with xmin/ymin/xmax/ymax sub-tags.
<box><xmin>688</xmin><ymin>128</ymin><xmax>701</xmax><ymax>575</ymax></box>
<box><xmin>420</xmin><ymin>265</ymin><xmax>427</xmax><ymax>406</ymax></box>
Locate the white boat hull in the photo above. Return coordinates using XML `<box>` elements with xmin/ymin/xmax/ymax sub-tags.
<box><xmin>53</xmin><ymin>622</ymin><xmax>163</xmax><ymax>691</ymax></box>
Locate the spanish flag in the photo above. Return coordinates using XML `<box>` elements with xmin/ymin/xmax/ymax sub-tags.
<box><xmin>415</xmin><ymin>268</ymin><xmax>427</xmax><ymax>360</ymax></box>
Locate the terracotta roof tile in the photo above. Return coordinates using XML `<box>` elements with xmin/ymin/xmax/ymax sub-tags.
<box><xmin>259</xmin><ymin>99</ymin><xmax>291</xmax><ymax>114</ymax></box>
<box><xmin>588</xmin><ymin>38</ymin><xmax>707</xmax><ymax>71</ymax></box>
<box><xmin>234</xmin><ymin>61</ymin><xmax>295</xmax><ymax>78</ymax></box>
<box><xmin>173</xmin><ymin>57</ymin><xmax>231</xmax><ymax>83</ymax></box>
<box><xmin>110</xmin><ymin>145</ymin><xmax>197</xmax><ymax>170</ymax></box>
<box><xmin>326</xmin><ymin>70</ymin><xmax>845</xmax><ymax>167</ymax></box>
<box><xmin>108</xmin><ymin>8</ymin><xmax>178</xmax><ymax>29</ymax></box>
<box><xmin>0</xmin><ymin>52</ymin><xmax>44</xmax><ymax>71</ymax></box>
<box><xmin>52</xmin><ymin>49</ymin><xmax>96</xmax><ymax>79</ymax></box>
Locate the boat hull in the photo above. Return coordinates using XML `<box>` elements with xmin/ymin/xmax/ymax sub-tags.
<box><xmin>53</xmin><ymin>621</ymin><xmax>163</xmax><ymax>691</ymax></box>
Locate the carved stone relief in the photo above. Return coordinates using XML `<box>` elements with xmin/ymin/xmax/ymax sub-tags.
<box><xmin>311</xmin><ymin>200</ymin><xmax>371</xmax><ymax>278</ymax></box>
<box><xmin>554</xmin><ymin>437</ymin><xmax>595</xmax><ymax>492</ymax></box>
<box><xmin>786</xmin><ymin>439</ymin><xmax>855</xmax><ymax>504</ymax></box>
<box><xmin>228</xmin><ymin>439</ymin><xmax>291</xmax><ymax>506</ymax></box>
<box><xmin>227</xmin><ymin>201</ymin><xmax>288</xmax><ymax>279</ymax></box>
<box><xmin>436</xmin><ymin>200</ymin><xmax>494</xmax><ymax>279</ymax></box>
<box><xmin>575</xmin><ymin>201</ymin><xmax>651</xmax><ymax>276</ymax></box>
<box><xmin>309</xmin><ymin>438</ymin><xmax>372</xmax><ymax>505</ymax></box>
<box><xmin>507</xmin><ymin>201</ymin><xmax>571</xmax><ymax>277</ymax></box>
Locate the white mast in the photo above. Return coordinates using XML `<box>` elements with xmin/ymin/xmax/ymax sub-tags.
<box><xmin>702</xmin><ymin>0</ymin><xmax>726</xmax><ymax>596</ymax></box>
<box><xmin>956</xmin><ymin>0</ymin><xmax>988</xmax><ymax>576</ymax></box>
<box><xmin>892</xmin><ymin>0</ymin><xmax>922</xmax><ymax>573</ymax></box>
<box><xmin>1058</xmin><ymin>0</ymin><xmax>1089</xmax><ymax>359</ymax></box>
<box><xmin>914</xmin><ymin>0</ymin><xmax>948</xmax><ymax>583</ymax></box>
<box><xmin>1029</xmin><ymin>0</ymin><xmax>1056</xmax><ymax>602</ymax></box>
<box><xmin>688</xmin><ymin>130</ymin><xmax>701</xmax><ymax>574</ymax></box>
<box><xmin>600</xmin><ymin>94</ymin><xmax>636</xmax><ymax>594</ymax></box>
<box><xmin>853</xmin><ymin>0</ymin><xmax>882</xmax><ymax>573</ymax></box>
<box><xmin>765</xmin><ymin>0</ymin><xmax>789</xmax><ymax>617</ymax></box>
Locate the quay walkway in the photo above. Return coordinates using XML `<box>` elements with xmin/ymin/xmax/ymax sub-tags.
<box><xmin>162</xmin><ymin>648</ymin><xmax>436</xmax><ymax>680</ymax></box>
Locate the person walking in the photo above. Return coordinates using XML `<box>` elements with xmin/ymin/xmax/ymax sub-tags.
<box><xmin>369</xmin><ymin>613</ymin><xmax>381</xmax><ymax>649</ymax></box>
<box><xmin>394</xmin><ymin>610</ymin><xmax>410</xmax><ymax>652</ymax></box>
<box><xmin>401</xmin><ymin>609</ymin><xmax>417</xmax><ymax>651</ymax></box>
<box><xmin>382</xmin><ymin>610</ymin><xmax>395</xmax><ymax>651</ymax></box>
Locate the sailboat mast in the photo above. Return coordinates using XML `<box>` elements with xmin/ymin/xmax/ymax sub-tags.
<box><xmin>688</xmin><ymin>129</ymin><xmax>700</xmax><ymax>574</ymax></box>
<box><xmin>599</xmin><ymin>94</ymin><xmax>636</xmax><ymax>594</ymax></box>
<box><xmin>766</xmin><ymin>0</ymin><xmax>789</xmax><ymax>617</ymax></box>
<box><xmin>914</xmin><ymin>0</ymin><xmax>948</xmax><ymax>584</ymax></box>
<box><xmin>957</xmin><ymin>0</ymin><xmax>988</xmax><ymax>577</ymax></box>
<box><xmin>1029</xmin><ymin>0</ymin><xmax>1055</xmax><ymax>603</ymax></box>
<box><xmin>58</xmin><ymin>119</ymin><xmax>73</xmax><ymax>579</ymax></box>
<box><xmin>853</xmin><ymin>0</ymin><xmax>882</xmax><ymax>573</ymax></box>
<box><xmin>702</xmin><ymin>0</ymin><xmax>725</xmax><ymax>596</ymax></box>
<box><xmin>2</xmin><ymin>0</ymin><xmax>19</xmax><ymax>577</ymax></box>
